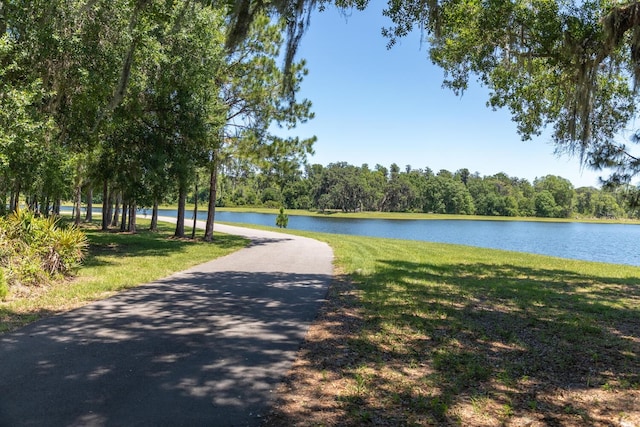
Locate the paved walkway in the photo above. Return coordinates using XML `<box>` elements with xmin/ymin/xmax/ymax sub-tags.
<box><xmin>0</xmin><ymin>219</ymin><xmax>333</xmax><ymax>426</ymax></box>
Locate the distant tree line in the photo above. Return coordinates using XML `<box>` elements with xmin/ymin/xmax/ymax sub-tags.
<box><xmin>212</xmin><ymin>161</ymin><xmax>640</xmax><ymax>219</ymax></box>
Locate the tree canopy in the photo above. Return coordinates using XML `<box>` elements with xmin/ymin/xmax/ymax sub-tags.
<box><xmin>233</xmin><ymin>0</ymin><xmax>640</xmax><ymax>184</ymax></box>
<box><xmin>4</xmin><ymin>0</ymin><xmax>640</xmax><ymax>228</ymax></box>
<box><xmin>213</xmin><ymin>157</ymin><xmax>636</xmax><ymax>219</ymax></box>
<box><xmin>0</xmin><ymin>0</ymin><xmax>315</xmax><ymax>238</ymax></box>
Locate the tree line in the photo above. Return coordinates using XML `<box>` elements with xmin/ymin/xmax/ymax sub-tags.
<box><xmin>0</xmin><ymin>1</ymin><xmax>313</xmax><ymax>239</ymax></box>
<box><xmin>214</xmin><ymin>161</ymin><xmax>640</xmax><ymax>219</ymax></box>
<box><xmin>5</xmin><ymin>0</ymin><xmax>640</xmax><ymax>235</ymax></box>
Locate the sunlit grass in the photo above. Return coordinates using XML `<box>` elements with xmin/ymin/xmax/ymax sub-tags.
<box><xmin>0</xmin><ymin>220</ymin><xmax>248</xmax><ymax>333</ymax></box>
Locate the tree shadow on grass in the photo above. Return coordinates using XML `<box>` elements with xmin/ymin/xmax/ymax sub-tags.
<box><xmin>82</xmin><ymin>228</ymin><xmax>249</xmax><ymax>268</ymax></box>
<box><xmin>0</xmin><ymin>228</ymin><xmax>250</xmax><ymax>333</ymax></box>
<box><xmin>268</xmin><ymin>260</ymin><xmax>640</xmax><ymax>426</ymax></box>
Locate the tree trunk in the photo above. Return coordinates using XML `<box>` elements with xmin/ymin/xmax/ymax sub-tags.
<box><xmin>43</xmin><ymin>195</ymin><xmax>50</xmax><ymax>217</ymax></box>
<box><xmin>74</xmin><ymin>185</ymin><xmax>82</xmax><ymax>226</ymax></box>
<box><xmin>28</xmin><ymin>195</ymin><xmax>37</xmax><ymax>213</ymax></box>
<box><xmin>191</xmin><ymin>179</ymin><xmax>198</xmax><ymax>239</ymax></box>
<box><xmin>93</xmin><ymin>6</ymin><xmax>142</xmax><ymax>131</ymax></box>
<box><xmin>101</xmin><ymin>180</ymin><xmax>109</xmax><ymax>230</ymax></box>
<box><xmin>85</xmin><ymin>186</ymin><xmax>93</xmax><ymax>222</ymax></box>
<box><xmin>204</xmin><ymin>159</ymin><xmax>218</xmax><ymax>242</ymax></box>
<box><xmin>174</xmin><ymin>185</ymin><xmax>186</xmax><ymax>238</ymax></box>
<box><xmin>112</xmin><ymin>192</ymin><xmax>121</xmax><ymax>227</ymax></box>
<box><xmin>0</xmin><ymin>2</ymin><xmax>6</xmax><ymax>36</ymax></box>
<box><xmin>54</xmin><ymin>199</ymin><xmax>61</xmax><ymax>215</ymax></box>
<box><xmin>10</xmin><ymin>184</ymin><xmax>20</xmax><ymax>212</ymax></box>
<box><xmin>120</xmin><ymin>200</ymin><xmax>128</xmax><ymax>232</ymax></box>
<box><xmin>38</xmin><ymin>193</ymin><xmax>46</xmax><ymax>215</ymax></box>
<box><xmin>150</xmin><ymin>199</ymin><xmax>159</xmax><ymax>232</ymax></box>
<box><xmin>128</xmin><ymin>201</ymin><xmax>136</xmax><ymax>233</ymax></box>
<box><xmin>105</xmin><ymin>188</ymin><xmax>114</xmax><ymax>226</ymax></box>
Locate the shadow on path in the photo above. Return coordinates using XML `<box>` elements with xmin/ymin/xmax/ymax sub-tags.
<box><xmin>0</xmin><ymin>267</ymin><xmax>331</xmax><ymax>426</ymax></box>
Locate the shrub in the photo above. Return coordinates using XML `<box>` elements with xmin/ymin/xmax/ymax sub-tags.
<box><xmin>264</xmin><ymin>200</ymin><xmax>281</xmax><ymax>209</ymax></box>
<box><xmin>45</xmin><ymin>226</ymin><xmax>88</xmax><ymax>274</ymax></box>
<box><xmin>0</xmin><ymin>208</ymin><xmax>88</xmax><ymax>290</ymax></box>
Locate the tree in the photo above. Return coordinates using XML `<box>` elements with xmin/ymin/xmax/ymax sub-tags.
<box><xmin>466</xmin><ymin>173</ymin><xmax>530</xmax><ymax>217</ymax></box>
<box><xmin>203</xmin><ymin>14</ymin><xmax>315</xmax><ymax>241</ymax></box>
<box><xmin>534</xmin><ymin>175</ymin><xmax>576</xmax><ymax>217</ymax></box>
<box><xmin>576</xmin><ymin>186</ymin><xmax>599</xmax><ymax>217</ymax></box>
<box><xmin>376</xmin><ymin>0</ymin><xmax>640</xmax><ymax>183</ymax></box>
<box><xmin>316</xmin><ymin>162</ymin><xmax>369</xmax><ymax>212</ymax></box>
<box><xmin>86</xmin><ymin>3</ymin><xmax>228</xmax><ymax>236</ymax></box>
<box><xmin>423</xmin><ymin>173</ymin><xmax>474</xmax><ymax>214</ymax></box>
<box><xmin>228</xmin><ymin>0</ymin><xmax>640</xmax><ymax>183</ymax></box>
<box><xmin>534</xmin><ymin>190</ymin><xmax>559</xmax><ymax>218</ymax></box>
<box><xmin>593</xmin><ymin>191</ymin><xmax>624</xmax><ymax>218</ymax></box>
<box><xmin>276</xmin><ymin>206</ymin><xmax>289</xmax><ymax>228</ymax></box>
<box><xmin>382</xmin><ymin>163</ymin><xmax>416</xmax><ymax>212</ymax></box>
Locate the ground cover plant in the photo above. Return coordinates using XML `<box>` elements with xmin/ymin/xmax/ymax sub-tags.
<box><xmin>0</xmin><ymin>220</ymin><xmax>247</xmax><ymax>333</ymax></box>
<box><xmin>264</xmin><ymin>231</ymin><xmax>640</xmax><ymax>426</ymax></box>
<box><xmin>0</xmin><ymin>209</ymin><xmax>87</xmax><ymax>299</ymax></box>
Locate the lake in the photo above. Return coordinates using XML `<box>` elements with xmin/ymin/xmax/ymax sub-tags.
<box><xmin>146</xmin><ymin>209</ymin><xmax>639</xmax><ymax>266</ymax></box>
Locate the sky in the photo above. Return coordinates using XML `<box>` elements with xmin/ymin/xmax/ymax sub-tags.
<box><xmin>274</xmin><ymin>3</ymin><xmax>613</xmax><ymax>188</ymax></box>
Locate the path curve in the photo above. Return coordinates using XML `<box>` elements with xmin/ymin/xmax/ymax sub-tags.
<box><xmin>0</xmin><ymin>218</ymin><xmax>333</xmax><ymax>426</ymax></box>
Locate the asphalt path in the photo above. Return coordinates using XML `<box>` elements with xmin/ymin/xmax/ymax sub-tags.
<box><xmin>0</xmin><ymin>218</ymin><xmax>333</xmax><ymax>426</ymax></box>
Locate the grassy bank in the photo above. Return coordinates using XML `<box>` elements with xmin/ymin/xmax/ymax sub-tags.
<box><xmin>260</xmin><ymin>227</ymin><xmax>640</xmax><ymax>426</ymax></box>
<box><xmin>213</xmin><ymin>206</ymin><xmax>640</xmax><ymax>224</ymax></box>
<box><xmin>0</xmin><ymin>220</ymin><xmax>248</xmax><ymax>333</ymax></box>
<box><xmin>69</xmin><ymin>202</ymin><xmax>640</xmax><ymax>223</ymax></box>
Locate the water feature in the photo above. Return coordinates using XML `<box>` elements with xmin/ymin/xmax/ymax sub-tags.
<box><xmin>144</xmin><ymin>209</ymin><xmax>639</xmax><ymax>266</ymax></box>
<box><xmin>65</xmin><ymin>206</ymin><xmax>639</xmax><ymax>265</ymax></box>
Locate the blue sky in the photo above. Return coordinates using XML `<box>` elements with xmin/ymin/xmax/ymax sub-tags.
<box><xmin>279</xmin><ymin>3</ymin><xmax>610</xmax><ymax>188</ymax></box>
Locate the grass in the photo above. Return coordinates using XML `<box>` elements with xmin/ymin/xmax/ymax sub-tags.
<box><xmin>254</xmin><ymin>226</ymin><xmax>640</xmax><ymax>426</ymax></box>
<box><xmin>2</xmin><ymin>216</ymin><xmax>638</xmax><ymax>425</ymax></box>
<box><xmin>0</xmin><ymin>220</ymin><xmax>248</xmax><ymax>333</ymax></box>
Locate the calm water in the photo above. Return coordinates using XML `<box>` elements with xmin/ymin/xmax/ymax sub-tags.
<box><xmin>145</xmin><ymin>209</ymin><xmax>639</xmax><ymax>266</ymax></box>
